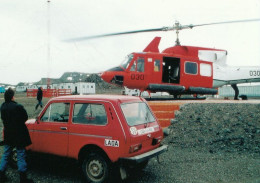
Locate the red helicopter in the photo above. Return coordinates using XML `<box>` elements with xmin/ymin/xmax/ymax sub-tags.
<box><xmin>68</xmin><ymin>19</ymin><xmax>260</xmax><ymax>99</ymax></box>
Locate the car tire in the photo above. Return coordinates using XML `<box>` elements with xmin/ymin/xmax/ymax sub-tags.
<box><xmin>82</xmin><ymin>152</ymin><xmax>110</xmax><ymax>183</ymax></box>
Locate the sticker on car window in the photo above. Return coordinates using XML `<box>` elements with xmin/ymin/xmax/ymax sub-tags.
<box><xmin>104</xmin><ymin>139</ymin><xmax>119</xmax><ymax>147</ymax></box>
<box><xmin>137</xmin><ymin>127</ymin><xmax>155</xmax><ymax>135</ymax></box>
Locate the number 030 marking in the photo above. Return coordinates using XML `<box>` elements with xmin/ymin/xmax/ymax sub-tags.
<box><xmin>131</xmin><ymin>74</ymin><xmax>144</xmax><ymax>80</ymax></box>
<box><xmin>249</xmin><ymin>71</ymin><xmax>260</xmax><ymax>76</ymax></box>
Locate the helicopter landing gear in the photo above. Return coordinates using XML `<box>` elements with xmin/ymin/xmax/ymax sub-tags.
<box><xmin>147</xmin><ymin>91</ymin><xmax>151</xmax><ymax>99</ymax></box>
<box><xmin>231</xmin><ymin>84</ymin><xmax>239</xmax><ymax>100</ymax></box>
<box><xmin>173</xmin><ymin>94</ymin><xmax>178</xmax><ymax>99</ymax></box>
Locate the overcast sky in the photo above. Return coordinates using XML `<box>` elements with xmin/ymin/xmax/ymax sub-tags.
<box><xmin>0</xmin><ymin>0</ymin><xmax>259</xmax><ymax>85</ymax></box>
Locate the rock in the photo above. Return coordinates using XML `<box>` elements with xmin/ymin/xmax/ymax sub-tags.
<box><xmin>170</xmin><ymin>119</ymin><xmax>178</xmax><ymax>124</ymax></box>
<box><xmin>163</xmin><ymin>128</ymin><xmax>171</xmax><ymax>136</ymax></box>
<box><xmin>166</xmin><ymin>103</ymin><xmax>260</xmax><ymax>154</ymax></box>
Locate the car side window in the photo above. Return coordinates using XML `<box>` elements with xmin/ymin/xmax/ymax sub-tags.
<box><xmin>73</xmin><ymin>103</ymin><xmax>107</xmax><ymax>125</ymax></box>
<box><xmin>41</xmin><ymin>102</ymin><xmax>70</xmax><ymax>123</ymax></box>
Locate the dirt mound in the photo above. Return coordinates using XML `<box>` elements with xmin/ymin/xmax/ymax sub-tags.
<box><xmin>166</xmin><ymin>103</ymin><xmax>260</xmax><ymax>154</ymax></box>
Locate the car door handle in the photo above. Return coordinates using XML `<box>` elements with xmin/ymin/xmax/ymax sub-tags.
<box><xmin>60</xmin><ymin>127</ymin><xmax>67</xmax><ymax>130</ymax></box>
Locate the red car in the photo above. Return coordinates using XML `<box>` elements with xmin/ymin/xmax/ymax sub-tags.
<box><xmin>25</xmin><ymin>95</ymin><xmax>167</xmax><ymax>182</ymax></box>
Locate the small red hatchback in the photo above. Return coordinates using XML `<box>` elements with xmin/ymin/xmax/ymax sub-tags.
<box><xmin>25</xmin><ymin>95</ymin><xmax>167</xmax><ymax>182</ymax></box>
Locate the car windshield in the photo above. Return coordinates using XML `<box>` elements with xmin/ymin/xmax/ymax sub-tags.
<box><xmin>120</xmin><ymin>54</ymin><xmax>134</xmax><ymax>69</ymax></box>
<box><xmin>120</xmin><ymin>102</ymin><xmax>155</xmax><ymax>126</ymax></box>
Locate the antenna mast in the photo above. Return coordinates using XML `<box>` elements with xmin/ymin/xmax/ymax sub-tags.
<box><xmin>47</xmin><ymin>0</ymin><xmax>51</xmax><ymax>89</ymax></box>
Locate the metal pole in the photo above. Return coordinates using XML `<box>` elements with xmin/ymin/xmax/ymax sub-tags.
<box><xmin>47</xmin><ymin>0</ymin><xmax>51</xmax><ymax>89</ymax></box>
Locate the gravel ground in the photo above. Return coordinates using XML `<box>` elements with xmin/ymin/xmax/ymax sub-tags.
<box><xmin>0</xmin><ymin>102</ymin><xmax>260</xmax><ymax>183</ymax></box>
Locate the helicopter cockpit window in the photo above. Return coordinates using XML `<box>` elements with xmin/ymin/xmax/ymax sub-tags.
<box><xmin>137</xmin><ymin>58</ymin><xmax>145</xmax><ymax>72</ymax></box>
<box><xmin>185</xmin><ymin>61</ymin><xmax>198</xmax><ymax>75</ymax></box>
<box><xmin>130</xmin><ymin>61</ymin><xmax>136</xmax><ymax>71</ymax></box>
<box><xmin>121</xmin><ymin>54</ymin><xmax>134</xmax><ymax>69</ymax></box>
<box><xmin>154</xmin><ymin>60</ymin><xmax>160</xmax><ymax>72</ymax></box>
<box><xmin>200</xmin><ymin>63</ymin><xmax>212</xmax><ymax>77</ymax></box>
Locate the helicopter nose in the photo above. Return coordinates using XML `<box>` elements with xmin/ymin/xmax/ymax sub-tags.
<box><xmin>101</xmin><ymin>71</ymin><xmax>124</xmax><ymax>86</ymax></box>
<box><xmin>100</xmin><ymin>71</ymin><xmax>114</xmax><ymax>83</ymax></box>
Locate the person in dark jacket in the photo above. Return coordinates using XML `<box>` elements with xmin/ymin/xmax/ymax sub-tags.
<box><xmin>35</xmin><ymin>87</ymin><xmax>43</xmax><ymax>110</ymax></box>
<box><xmin>0</xmin><ymin>88</ymin><xmax>33</xmax><ymax>183</ymax></box>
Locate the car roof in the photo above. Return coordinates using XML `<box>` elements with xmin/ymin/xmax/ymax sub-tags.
<box><xmin>50</xmin><ymin>94</ymin><xmax>145</xmax><ymax>103</ymax></box>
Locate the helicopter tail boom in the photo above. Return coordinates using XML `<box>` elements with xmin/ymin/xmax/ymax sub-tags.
<box><xmin>213</xmin><ymin>65</ymin><xmax>260</xmax><ymax>87</ymax></box>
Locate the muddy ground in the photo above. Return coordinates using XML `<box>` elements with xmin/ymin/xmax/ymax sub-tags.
<box><xmin>0</xmin><ymin>94</ymin><xmax>259</xmax><ymax>182</ymax></box>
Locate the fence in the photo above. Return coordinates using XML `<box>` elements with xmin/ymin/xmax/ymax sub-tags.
<box><xmin>27</xmin><ymin>89</ymin><xmax>72</xmax><ymax>98</ymax></box>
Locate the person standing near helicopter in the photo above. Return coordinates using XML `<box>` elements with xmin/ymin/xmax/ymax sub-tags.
<box><xmin>0</xmin><ymin>88</ymin><xmax>33</xmax><ymax>182</ymax></box>
<box><xmin>35</xmin><ymin>87</ymin><xmax>43</xmax><ymax>110</ymax></box>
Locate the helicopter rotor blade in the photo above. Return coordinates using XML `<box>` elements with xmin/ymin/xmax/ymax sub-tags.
<box><xmin>66</xmin><ymin>18</ymin><xmax>260</xmax><ymax>42</ymax></box>
<box><xmin>65</xmin><ymin>27</ymin><xmax>171</xmax><ymax>42</ymax></box>
<box><xmin>189</xmin><ymin>18</ymin><xmax>260</xmax><ymax>28</ymax></box>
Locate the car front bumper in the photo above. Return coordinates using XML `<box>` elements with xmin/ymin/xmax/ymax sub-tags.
<box><xmin>119</xmin><ymin>145</ymin><xmax>168</xmax><ymax>165</ymax></box>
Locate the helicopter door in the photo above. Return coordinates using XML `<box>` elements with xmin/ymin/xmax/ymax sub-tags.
<box><xmin>125</xmin><ymin>57</ymin><xmax>146</xmax><ymax>89</ymax></box>
<box><xmin>150</xmin><ymin>59</ymin><xmax>162</xmax><ymax>84</ymax></box>
<box><xmin>162</xmin><ymin>57</ymin><xmax>180</xmax><ymax>84</ymax></box>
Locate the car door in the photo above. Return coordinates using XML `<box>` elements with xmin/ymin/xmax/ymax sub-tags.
<box><xmin>68</xmin><ymin>101</ymin><xmax>114</xmax><ymax>158</ymax></box>
<box><xmin>33</xmin><ymin>101</ymin><xmax>70</xmax><ymax>157</ymax></box>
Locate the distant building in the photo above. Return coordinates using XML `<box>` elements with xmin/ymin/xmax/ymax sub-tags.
<box><xmin>16</xmin><ymin>82</ymin><xmax>95</xmax><ymax>95</ymax></box>
<box><xmin>16</xmin><ymin>84</ymin><xmax>52</xmax><ymax>92</ymax></box>
<box><xmin>4</xmin><ymin>86</ymin><xmax>15</xmax><ymax>91</ymax></box>
<box><xmin>53</xmin><ymin>83</ymin><xmax>74</xmax><ymax>90</ymax></box>
<box><xmin>53</xmin><ymin>82</ymin><xmax>95</xmax><ymax>94</ymax></box>
<box><xmin>0</xmin><ymin>86</ymin><xmax>5</xmax><ymax>93</ymax></box>
<box><xmin>75</xmin><ymin>82</ymin><xmax>95</xmax><ymax>94</ymax></box>
<box><xmin>218</xmin><ymin>84</ymin><xmax>260</xmax><ymax>97</ymax></box>
<box><xmin>16</xmin><ymin>85</ymin><xmax>28</xmax><ymax>92</ymax></box>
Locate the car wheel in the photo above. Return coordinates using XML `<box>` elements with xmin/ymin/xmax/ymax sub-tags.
<box><xmin>82</xmin><ymin>152</ymin><xmax>110</xmax><ymax>183</ymax></box>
